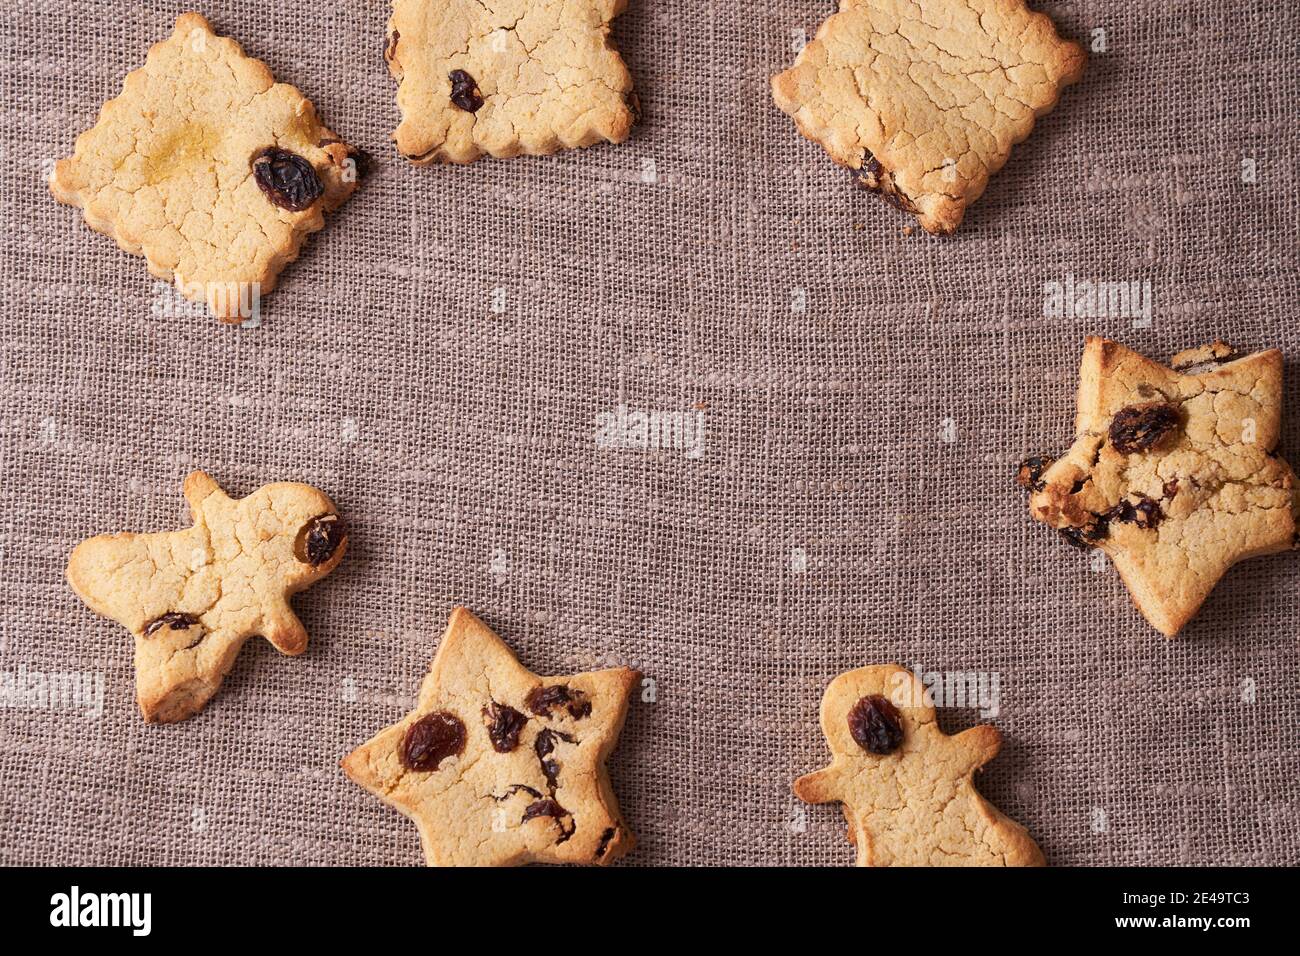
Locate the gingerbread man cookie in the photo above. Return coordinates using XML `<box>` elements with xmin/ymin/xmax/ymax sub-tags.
<box><xmin>342</xmin><ymin>607</ymin><xmax>638</xmax><ymax>866</ymax></box>
<box><xmin>385</xmin><ymin>0</ymin><xmax>636</xmax><ymax>163</ymax></box>
<box><xmin>771</xmin><ymin>0</ymin><xmax>1085</xmax><ymax>234</ymax></box>
<box><xmin>1020</xmin><ymin>338</ymin><xmax>1299</xmax><ymax>636</ymax></box>
<box><xmin>66</xmin><ymin>471</ymin><xmax>347</xmax><ymax>723</ymax></box>
<box><xmin>795</xmin><ymin>665</ymin><xmax>1044</xmax><ymax>866</ymax></box>
<box><xmin>50</xmin><ymin>13</ymin><xmax>358</xmax><ymax>321</ymax></box>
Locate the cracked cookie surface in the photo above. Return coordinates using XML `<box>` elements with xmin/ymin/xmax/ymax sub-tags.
<box><xmin>1022</xmin><ymin>338</ymin><xmax>1299</xmax><ymax>636</ymax></box>
<box><xmin>50</xmin><ymin>12</ymin><xmax>358</xmax><ymax>320</ymax></box>
<box><xmin>342</xmin><ymin>607</ymin><xmax>638</xmax><ymax>866</ymax></box>
<box><xmin>795</xmin><ymin>664</ymin><xmax>1044</xmax><ymax>866</ymax></box>
<box><xmin>386</xmin><ymin>0</ymin><xmax>635</xmax><ymax>163</ymax></box>
<box><xmin>66</xmin><ymin>471</ymin><xmax>347</xmax><ymax>722</ymax></box>
<box><xmin>771</xmin><ymin>0</ymin><xmax>1084</xmax><ymax>234</ymax></box>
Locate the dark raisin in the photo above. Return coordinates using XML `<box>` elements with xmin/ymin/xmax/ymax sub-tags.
<box><xmin>1133</xmin><ymin>498</ymin><xmax>1162</xmax><ymax>528</ymax></box>
<box><xmin>1108</xmin><ymin>403</ymin><xmax>1180</xmax><ymax>455</ymax></box>
<box><xmin>448</xmin><ymin>70</ymin><xmax>484</xmax><ymax>112</ymax></box>
<box><xmin>856</xmin><ymin>150</ymin><xmax>883</xmax><ymax>185</ymax></box>
<box><xmin>1172</xmin><ymin>342</ymin><xmax>1237</xmax><ymax>373</ymax></box>
<box><xmin>400</xmin><ymin>712</ymin><xmax>466</xmax><ymax>772</ymax></box>
<box><xmin>1163</xmin><ymin>478</ymin><xmax>1180</xmax><ymax>498</ymax></box>
<box><xmin>526</xmin><ymin>684</ymin><xmax>587</xmax><ymax>717</ymax></box>
<box><xmin>534</xmin><ymin>727</ymin><xmax>573</xmax><ymax>789</ymax></box>
<box><xmin>522</xmin><ymin>799</ymin><xmax>575</xmax><ymax>843</ymax></box>
<box><xmin>522</xmin><ymin>798</ymin><xmax>566</xmax><ymax>821</ymax></box>
<box><xmin>1016</xmin><ymin>456</ymin><xmax>1054</xmax><ymax>492</ymax></box>
<box><xmin>851</xmin><ymin>149</ymin><xmax>916</xmax><ymax>213</ymax></box>
<box><xmin>251</xmin><ymin>147</ymin><xmax>324</xmax><ymax>212</ymax></box>
<box><xmin>482</xmin><ymin>701</ymin><xmax>527</xmax><ymax>753</ymax></box>
<box><xmin>1105</xmin><ymin>495</ymin><xmax>1163</xmax><ymax>530</ymax></box>
<box><xmin>143</xmin><ymin>612</ymin><xmax>199</xmax><ymax>637</ymax></box>
<box><xmin>847</xmin><ymin>695</ymin><xmax>904</xmax><ymax>755</ymax></box>
<box><xmin>401</xmin><ymin>146</ymin><xmax>439</xmax><ymax>163</ymax></box>
<box><xmin>298</xmin><ymin>514</ymin><xmax>345</xmax><ymax>566</ymax></box>
<box><xmin>314</xmin><ymin>137</ymin><xmax>369</xmax><ymax>178</ymax></box>
<box><xmin>1060</xmin><ymin>514</ymin><xmax>1109</xmax><ymax>549</ymax></box>
<box><xmin>495</xmin><ymin>784</ymin><xmax>543</xmax><ymax>801</ymax></box>
<box><xmin>1060</xmin><ymin>527</ymin><xmax>1088</xmax><ymax>549</ymax></box>
<box><xmin>595</xmin><ymin>826</ymin><xmax>617</xmax><ymax>859</ymax></box>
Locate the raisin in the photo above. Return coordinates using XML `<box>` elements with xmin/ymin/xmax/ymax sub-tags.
<box><xmin>534</xmin><ymin>727</ymin><xmax>574</xmax><ymax>789</ymax></box>
<box><xmin>313</xmin><ymin>137</ymin><xmax>364</xmax><ymax>177</ymax></box>
<box><xmin>534</xmin><ymin>728</ymin><xmax>560</xmax><ymax>759</ymax></box>
<box><xmin>298</xmin><ymin>514</ymin><xmax>345</xmax><ymax>566</ymax></box>
<box><xmin>522</xmin><ymin>799</ymin><xmax>575</xmax><ymax>843</ymax></box>
<box><xmin>251</xmin><ymin>147</ymin><xmax>324</xmax><ymax>212</ymax></box>
<box><xmin>400</xmin><ymin>712</ymin><xmax>466</xmax><ymax>772</ymax></box>
<box><xmin>401</xmin><ymin>146</ymin><xmax>438</xmax><ymax>163</ymax></box>
<box><xmin>847</xmin><ymin>695</ymin><xmax>904</xmax><ymax>755</ymax></box>
<box><xmin>1108</xmin><ymin>403</ymin><xmax>1180</xmax><ymax>455</ymax></box>
<box><xmin>1105</xmin><ymin>495</ymin><xmax>1163</xmax><ymax>530</ymax></box>
<box><xmin>1060</xmin><ymin>515</ymin><xmax>1108</xmax><ymax>549</ymax></box>
<box><xmin>1016</xmin><ymin>456</ymin><xmax>1054</xmax><ymax>492</ymax></box>
<box><xmin>1172</xmin><ymin>342</ymin><xmax>1237</xmax><ymax>373</ymax></box>
<box><xmin>522</xmin><ymin>798</ymin><xmax>566</xmax><ymax>821</ymax></box>
<box><xmin>527</xmin><ymin>684</ymin><xmax>588</xmax><ymax>718</ymax></box>
<box><xmin>495</xmin><ymin>784</ymin><xmax>543</xmax><ymax>801</ymax></box>
<box><xmin>143</xmin><ymin>612</ymin><xmax>199</xmax><ymax>637</ymax></box>
<box><xmin>448</xmin><ymin>70</ymin><xmax>484</xmax><ymax>112</ymax></box>
<box><xmin>482</xmin><ymin>701</ymin><xmax>527</xmax><ymax>753</ymax></box>
<box><xmin>852</xmin><ymin>149</ymin><xmax>916</xmax><ymax>213</ymax></box>
<box><xmin>595</xmin><ymin>826</ymin><xmax>617</xmax><ymax>859</ymax></box>
<box><xmin>1162</xmin><ymin>478</ymin><xmax>1180</xmax><ymax>498</ymax></box>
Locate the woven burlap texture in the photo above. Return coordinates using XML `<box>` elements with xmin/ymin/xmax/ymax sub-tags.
<box><xmin>1</xmin><ymin>0</ymin><xmax>1297</xmax><ymax>865</ymax></box>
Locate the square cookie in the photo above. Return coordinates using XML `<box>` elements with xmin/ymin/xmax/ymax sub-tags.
<box><xmin>772</xmin><ymin>0</ymin><xmax>1085</xmax><ymax>234</ymax></box>
<box><xmin>386</xmin><ymin>0</ymin><xmax>636</xmax><ymax>163</ymax></box>
<box><xmin>50</xmin><ymin>13</ymin><xmax>359</xmax><ymax>321</ymax></box>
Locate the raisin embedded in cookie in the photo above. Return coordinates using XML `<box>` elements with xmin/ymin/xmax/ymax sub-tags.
<box><xmin>1022</xmin><ymin>338</ymin><xmax>1299</xmax><ymax>636</ymax></box>
<box><xmin>49</xmin><ymin>12</ymin><xmax>359</xmax><ymax>321</ymax></box>
<box><xmin>771</xmin><ymin>0</ymin><xmax>1085</xmax><ymax>234</ymax></box>
<box><xmin>795</xmin><ymin>665</ymin><xmax>1045</xmax><ymax>866</ymax></box>
<box><xmin>386</xmin><ymin>0</ymin><xmax>636</xmax><ymax>164</ymax></box>
<box><xmin>66</xmin><ymin>471</ymin><xmax>347</xmax><ymax>722</ymax></box>
<box><xmin>342</xmin><ymin>607</ymin><xmax>638</xmax><ymax>866</ymax></box>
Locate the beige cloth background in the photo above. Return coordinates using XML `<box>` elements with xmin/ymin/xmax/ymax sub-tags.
<box><xmin>1</xmin><ymin>0</ymin><xmax>1297</xmax><ymax>866</ymax></box>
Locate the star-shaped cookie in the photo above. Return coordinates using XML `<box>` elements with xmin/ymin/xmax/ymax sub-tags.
<box><xmin>385</xmin><ymin>0</ymin><xmax>636</xmax><ymax>163</ymax></box>
<box><xmin>50</xmin><ymin>12</ymin><xmax>358</xmax><ymax>321</ymax></box>
<box><xmin>795</xmin><ymin>664</ymin><xmax>1044</xmax><ymax>866</ymax></box>
<box><xmin>66</xmin><ymin>471</ymin><xmax>347</xmax><ymax>722</ymax></box>
<box><xmin>1021</xmin><ymin>338</ymin><xmax>1299</xmax><ymax>636</ymax></box>
<box><xmin>342</xmin><ymin>607</ymin><xmax>638</xmax><ymax>866</ymax></box>
<box><xmin>771</xmin><ymin>0</ymin><xmax>1085</xmax><ymax>234</ymax></box>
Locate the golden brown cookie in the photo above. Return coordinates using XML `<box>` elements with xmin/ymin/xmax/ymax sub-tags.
<box><xmin>342</xmin><ymin>607</ymin><xmax>638</xmax><ymax>866</ymax></box>
<box><xmin>66</xmin><ymin>471</ymin><xmax>347</xmax><ymax>722</ymax></box>
<box><xmin>50</xmin><ymin>12</ymin><xmax>358</xmax><ymax>321</ymax></box>
<box><xmin>385</xmin><ymin>0</ymin><xmax>636</xmax><ymax>164</ymax></box>
<box><xmin>771</xmin><ymin>0</ymin><xmax>1085</xmax><ymax>234</ymax></box>
<box><xmin>795</xmin><ymin>664</ymin><xmax>1044</xmax><ymax>866</ymax></box>
<box><xmin>1021</xmin><ymin>338</ymin><xmax>1299</xmax><ymax>636</ymax></box>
